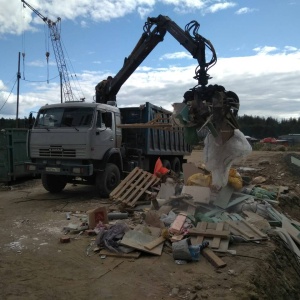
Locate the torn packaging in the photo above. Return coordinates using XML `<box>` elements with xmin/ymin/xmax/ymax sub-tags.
<box><xmin>204</xmin><ymin>129</ymin><xmax>252</xmax><ymax>189</ymax></box>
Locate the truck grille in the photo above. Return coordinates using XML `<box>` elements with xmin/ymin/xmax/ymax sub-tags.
<box><xmin>39</xmin><ymin>148</ymin><xmax>76</xmax><ymax>158</ymax></box>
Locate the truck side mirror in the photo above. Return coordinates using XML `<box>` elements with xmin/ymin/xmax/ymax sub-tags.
<box><xmin>28</xmin><ymin>113</ymin><xmax>34</xmax><ymax>129</ymax></box>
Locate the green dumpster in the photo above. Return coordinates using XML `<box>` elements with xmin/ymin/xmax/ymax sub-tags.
<box><xmin>0</xmin><ymin>128</ymin><xmax>31</xmax><ymax>183</ymax></box>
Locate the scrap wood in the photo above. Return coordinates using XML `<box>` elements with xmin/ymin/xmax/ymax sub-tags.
<box><xmin>226</xmin><ymin>219</ymin><xmax>268</xmax><ymax>241</ymax></box>
<box><xmin>169</xmin><ymin>213</ymin><xmax>187</xmax><ymax>234</ymax></box>
<box><xmin>189</xmin><ymin>222</ymin><xmax>230</xmax><ymax>252</ymax></box>
<box><xmin>274</xmin><ymin>228</ymin><xmax>300</xmax><ymax>262</ymax></box>
<box><xmin>210</xmin><ymin>222</ymin><xmax>224</xmax><ymax>249</ymax></box>
<box><xmin>120</xmin><ymin>227</ymin><xmax>163</xmax><ymax>255</ymax></box>
<box><xmin>282</xmin><ymin>217</ymin><xmax>300</xmax><ymax>245</ymax></box>
<box><xmin>202</xmin><ymin>248</ymin><xmax>227</xmax><ymax>268</ymax></box>
<box><xmin>117</xmin><ymin>115</ymin><xmax>173</xmax><ymax>130</ymax></box>
<box><xmin>170</xmin><ymin>234</ymin><xmax>184</xmax><ymax>242</ymax></box>
<box><xmin>163</xmin><ymin>194</ymin><xmax>193</xmax><ymax>206</ymax></box>
<box><xmin>187</xmin><ymin>228</ymin><xmax>230</xmax><ymax>239</ymax></box>
<box><xmin>240</xmin><ymin>219</ymin><xmax>268</xmax><ymax>239</ymax></box>
<box><xmin>144</xmin><ymin>236</ymin><xmax>166</xmax><ymax>250</ymax></box>
<box><xmin>110</xmin><ymin>167</ymin><xmax>160</xmax><ymax>207</ymax></box>
<box><xmin>99</xmin><ymin>249</ymin><xmax>141</xmax><ymax>258</ymax></box>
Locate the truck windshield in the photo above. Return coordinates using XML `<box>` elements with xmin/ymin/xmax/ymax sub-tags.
<box><xmin>35</xmin><ymin>107</ymin><xmax>94</xmax><ymax>128</ymax></box>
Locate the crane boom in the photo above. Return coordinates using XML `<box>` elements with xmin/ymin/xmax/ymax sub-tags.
<box><xmin>107</xmin><ymin>14</ymin><xmax>217</xmax><ymax>100</ymax></box>
<box><xmin>21</xmin><ymin>0</ymin><xmax>76</xmax><ymax>102</ymax></box>
<box><xmin>95</xmin><ymin>14</ymin><xmax>239</xmax><ymax>145</ymax></box>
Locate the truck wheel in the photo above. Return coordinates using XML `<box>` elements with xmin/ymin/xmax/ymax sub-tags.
<box><xmin>41</xmin><ymin>174</ymin><xmax>67</xmax><ymax>193</ymax></box>
<box><xmin>171</xmin><ymin>157</ymin><xmax>181</xmax><ymax>174</ymax></box>
<box><xmin>96</xmin><ymin>163</ymin><xmax>120</xmax><ymax>198</ymax></box>
<box><xmin>162</xmin><ymin>159</ymin><xmax>171</xmax><ymax>171</ymax></box>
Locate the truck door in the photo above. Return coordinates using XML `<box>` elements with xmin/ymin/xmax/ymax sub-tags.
<box><xmin>92</xmin><ymin>110</ymin><xmax>116</xmax><ymax>159</ymax></box>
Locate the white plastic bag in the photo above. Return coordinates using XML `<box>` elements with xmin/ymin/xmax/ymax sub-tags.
<box><xmin>203</xmin><ymin>129</ymin><xmax>252</xmax><ymax>189</ymax></box>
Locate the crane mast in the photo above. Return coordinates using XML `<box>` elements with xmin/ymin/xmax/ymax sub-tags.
<box><xmin>21</xmin><ymin>0</ymin><xmax>76</xmax><ymax>102</ymax></box>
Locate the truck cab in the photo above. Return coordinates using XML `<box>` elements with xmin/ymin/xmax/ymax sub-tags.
<box><xmin>26</xmin><ymin>101</ymin><xmax>123</xmax><ymax>196</ymax></box>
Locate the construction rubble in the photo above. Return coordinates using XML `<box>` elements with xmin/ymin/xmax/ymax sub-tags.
<box><xmin>60</xmin><ymin>157</ymin><xmax>300</xmax><ymax>270</ymax></box>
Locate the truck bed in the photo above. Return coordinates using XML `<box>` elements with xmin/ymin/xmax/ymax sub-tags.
<box><xmin>119</xmin><ymin>102</ymin><xmax>191</xmax><ymax>156</ymax></box>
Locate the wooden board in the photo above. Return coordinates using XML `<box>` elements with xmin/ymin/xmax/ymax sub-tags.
<box><xmin>120</xmin><ymin>229</ymin><xmax>163</xmax><ymax>256</ymax></box>
<box><xmin>202</xmin><ymin>248</ymin><xmax>227</xmax><ymax>268</ymax></box>
<box><xmin>110</xmin><ymin>167</ymin><xmax>160</xmax><ymax>207</ymax></box>
<box><xmin>188</xmin><ymin>228</ymin><xmax>230</xmax><ymax>238</ymax></box>
<box><xmin>190</xmin><ymin>222</ymin><xmax>230</xmax><ymax>252</ymax></box>
<box><xmin>226</xmin><ymin>219</ymin><xmax>268</xmax><ymax>241</ymax></box>
<box><xmin>144</xmin><ymin>236</ymin><xmax>166</xmax><ymax>250</ymax></box>
<box><xmin>169</xmin><ymin>213</ymin><xmax>187</xmax><ymax>234</ymax></box>
<box><xmin>99</xmin><ymin>249</ymin><xmax>141</xmax><ymax>258</ymax></box>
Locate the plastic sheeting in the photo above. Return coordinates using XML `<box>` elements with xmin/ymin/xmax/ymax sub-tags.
<box><xmin>204</xmin><ymin>129</ymin><xmax>252</xmax><ymax>189</ymax></box>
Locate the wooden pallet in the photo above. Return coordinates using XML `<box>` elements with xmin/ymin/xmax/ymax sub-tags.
<box><xmin>189</xmin><ymin>222</ymin><xmax>230</xmax><ymax>252</ymax></box>
<box><xmin>110</xmin><ymin>167</ymin><xmax>160</xmax><ymax>207</ymax></box>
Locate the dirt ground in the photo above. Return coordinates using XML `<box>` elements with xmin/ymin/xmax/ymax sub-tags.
<box><xmin>1</xmin><ymin>150</ymin><xmax>300</xmax><ymax>300</ymax></box>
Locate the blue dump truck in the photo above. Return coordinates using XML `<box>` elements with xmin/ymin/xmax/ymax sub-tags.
<box><xmin>25</xmin><ymin>101</ymin><xmax>191</xmax><ymax>197</ymax></box>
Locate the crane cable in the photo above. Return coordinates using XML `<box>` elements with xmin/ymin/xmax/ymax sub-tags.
<box><xmin>0</xmin><ymin>79</ymin><xmax>18</xmax><ymax>113</ymax></box>
<box><xmin>45</xmin><ymin>23</ymin><xmax>50</xmax><ymax>83</ymax></box>
<box><xmin>21</xmin><ymin>3</ymin><xmax>26</xmax><ymax>79</ymax></box>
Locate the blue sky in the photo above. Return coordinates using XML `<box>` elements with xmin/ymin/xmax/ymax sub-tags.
<box><xmin>0</xmin><ymin>0</ymin><xmax>299</xmax><ymax>121</ymax></box>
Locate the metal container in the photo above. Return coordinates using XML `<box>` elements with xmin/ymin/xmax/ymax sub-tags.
<box><xmin>0</xmin><ymin>128</ymin><xmax>31</xmax><ymax>183</ymax></box>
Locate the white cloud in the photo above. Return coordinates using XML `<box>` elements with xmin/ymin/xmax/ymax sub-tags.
<box><xmin>253</xmin><ymin>46</ymin><xmax>278</xmax><ymax>55</ymax></box>
<box><xmin>0</xmin><ymin>0</ymin><xmax>236</xmax><ymax>37</ymax></box>
<box><xmin>0</xmin><ymin>80</ymin><xmax>6</xmax><ymax>90</ymax></box>
<box><xmin>284</xmin><ymin>46</ymin><xmax>297</xmax><ymax>52</ymax></box>
<box><xmin>235</xmin><ymin>7</ymin><xmax>256</xmax><ymax>15</ymax></box>
<box><xmin>206</xmin><ymin>2</ymin><xmax>236</xmax><ymax>14</ymax></box>
<box><xmin>159</xmin><ymin>51</ymin><xmax>192</xmax><ymax>60</ymax></box>
<box><xmin>1</xmin><ymin>46</ymin><xmax>300</xmax><ymax>120</ymax></box>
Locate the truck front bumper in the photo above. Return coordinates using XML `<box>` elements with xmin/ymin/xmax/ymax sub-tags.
<box><xmin>24</xmin><ymin>162</ymin><xmax>93</xmax><ymax>176</ymax></box>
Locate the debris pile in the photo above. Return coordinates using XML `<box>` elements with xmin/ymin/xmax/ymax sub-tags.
<box><xmin>60</xmin><ymin>157</ymin><xmax>300</xmax><ymax>270</ymax></box>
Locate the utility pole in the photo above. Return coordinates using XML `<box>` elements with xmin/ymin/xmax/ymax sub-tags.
<box><xmin>16</xmin><ymin>52</ymin><xmax>21</xmax><ymax>128</ymax></box>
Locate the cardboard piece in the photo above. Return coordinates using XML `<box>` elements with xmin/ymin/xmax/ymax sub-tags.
<box><xmin>181</xmin><ymin>185</ymin><xmax>211</xmax><ymax>204</ymax></box>
<box><xmin>157</xmin><ymin>182</ymin><xmax>175</xmax><ymax>201</ymax></box>
<box><xmin>213</xmin><ymin>185</ymin><xmax>234</xmax><ymax>209</ymax></box>
<box><xmin>120</xmin><ymin>229</ymin><xmax>163</xmax><ymax>255</ymax></box>
<box><xmin>182</xmin><ymin>163</ymin><xmax>201</xmax><ymax>185</ymax></box>
<box><xmin>86</xmin><ymin>206</ymin><xmax>108</xmax><ymax>229</ymax></box>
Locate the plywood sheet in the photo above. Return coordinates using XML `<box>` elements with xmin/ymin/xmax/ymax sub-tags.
<box><xmin>181</xmin><ymin>185</ymin><xmax>211</xmax><ymax>204</ymax></box>
<box><xmin>120</xmin><ymin>230</ymin><xmax>163</xmax><ymax>255</ymax></box>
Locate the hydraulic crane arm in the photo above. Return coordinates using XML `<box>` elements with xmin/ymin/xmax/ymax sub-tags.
<box><xmin>108</xmin><ymin>14</ymin><xmax>217</xmax><ymax>99</ymax></box>
<box><xmin>21</xmin><ymin>0</ymin><xmax>75</xmax><ymax>102</ymax></box>
<box><xmin>95</xmin><ymin>14</ymin><xmax>239</xmax><ymax>145</ymax></box>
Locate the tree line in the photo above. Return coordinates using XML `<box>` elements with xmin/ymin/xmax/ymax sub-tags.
<box><xmin>237</xmin><ymin>115</ymin><xmax>300</xmax><ymax>139</ymax></box>
<box><xmin>1</xmin><ymin>115</ymin><xmax>300</xmax><ymax>139</ymax></box>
